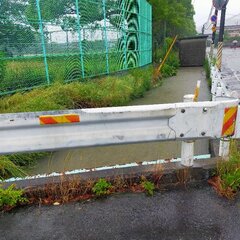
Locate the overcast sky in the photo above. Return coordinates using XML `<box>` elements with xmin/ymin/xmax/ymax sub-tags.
<box><xmin>193</xmin><ymin>0</ymin><xmax>240</xmax><ymax>31</ymax></box>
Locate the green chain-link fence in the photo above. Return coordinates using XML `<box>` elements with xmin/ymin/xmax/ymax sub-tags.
<box><xmin>0</xmin><ymin>0</ymin><xmax>152</xmax><ymax>95</ymax></box>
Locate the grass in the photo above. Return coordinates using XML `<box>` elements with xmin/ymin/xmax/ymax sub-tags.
<box><xmin>204</xmin><ymin>59</ymin><xmax>211</xmax><ymax>88</ymax></box>
<box><xmin>0</xmin><ymin>156</ymin><xmax>26</xmax><ymax>180</ymax></box>
<box><xmin>21</xmin><ymin>170</ymin><xmax>163</xmax><ymax>211</ymax></box>
<box><xmin>0</xmin><ymin>53</ymin><xmax>129</xmax><ymax>94</ymax></box>
<box><xmin>208</xmin><ymin>140</ymin><xmax>240</xmax><ymax>199</ymax></box>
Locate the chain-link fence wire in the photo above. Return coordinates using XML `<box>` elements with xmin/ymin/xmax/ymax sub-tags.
<box><xmin>0</xmin><ymin>0</ymin><xmax>152</xmax><ymax>95</ymax></box>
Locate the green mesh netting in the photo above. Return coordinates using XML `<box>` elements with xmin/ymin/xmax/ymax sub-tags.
<box><xmin>0</xmin><ymin>0</ymin><xmax>152</xmax><ymax>95</ymax></box>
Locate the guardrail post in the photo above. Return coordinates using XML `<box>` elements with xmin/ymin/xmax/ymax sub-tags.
<box><xmin>181</xmin><ymin>94</ymin><xmax>195</xmax><ymax>167</ymax></box>
<box><xmin>219</xmin><ymin>139</ymin><xmax>230</xmax><ymax>159</ymax></box>
<box><xmin>214</xmin><ymin>96</ymin><xmax>232</xmax><ymax>160</ymax></box>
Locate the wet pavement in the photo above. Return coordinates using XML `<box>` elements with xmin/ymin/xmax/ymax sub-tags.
<box><xmin>1</xmin><ymin>185</ymin><xmax>240</xmax><ymax>240</ymax></box>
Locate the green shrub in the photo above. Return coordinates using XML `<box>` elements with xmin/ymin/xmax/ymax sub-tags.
<box><xmin>0</xmin><ymin>184</ymin><xmax>27</xmax><ymax>209</ymax></box>
<box><xmin>92</xmin><ymin>178</ymin><xmax>112</xmax><ymax>196</ymax></box>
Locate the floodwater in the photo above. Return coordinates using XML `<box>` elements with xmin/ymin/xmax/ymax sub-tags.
<box><xmin>29</xmin><ymin>67</ymin><xmax>211</xmax><ymax>175</ymax></box>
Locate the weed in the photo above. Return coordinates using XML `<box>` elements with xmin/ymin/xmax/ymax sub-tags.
<box><xmin>0</xmin><ymin>184</ymin><xmax>28</xmax><ymax>210</ymax></box>
<box><xmin>204</xmin><ymin>59</ymin><xmax>211</xmax><ymax>88</ymax></box>
<box><xmin>209</xmin><ymin>140</ymin><xmax>240</xmax><ymax>199</ymax></box>
<box><xmin>92</xmin><ymin>178</ymin><xmax>112</xmax><ymax>197</ymax></box>
<box><xmin>141</xmin><ymin>177</ymin><xmax>155</xmax><ymax>196</ymax></box>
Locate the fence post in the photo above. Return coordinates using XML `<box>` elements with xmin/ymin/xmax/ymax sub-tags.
<box><xmin>181</xmin><ymin>94</ymin><xmax>195</xmax><ymax>167</ymax></box>
<box><xmin>102</xmin><ymin>0</ymin><xmax>110</xmax><ymax>74</ymax></box>
<box><xmin>75</xmin><ymin>0</ymin><xmax>85</xmax><ymax>79</ymax></box>
<box><xmin>36</xmin><ymin>0</ymin><xmax>50</xmax><ymax>85</ymax></box>
<box><xmin>122</xmin><ymin>0</ymin><xmax>127</xmax><ymax>69</ymax></box>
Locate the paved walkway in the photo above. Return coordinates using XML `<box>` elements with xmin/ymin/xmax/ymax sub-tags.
<box><xmin>1</xmin><ymin>185</ymin><xmax>240</xmax><ymax>240</ymax></box>
<box><xmin>217</xmin><ymin>48</ymin><xmax>240</xmax><ymax>98</ymax></box>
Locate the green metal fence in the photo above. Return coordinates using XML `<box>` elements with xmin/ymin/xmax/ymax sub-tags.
<box><xmin>0</xmin><ymin>0</ymin><xmax>152</xmax><ymax>95</ymax></box>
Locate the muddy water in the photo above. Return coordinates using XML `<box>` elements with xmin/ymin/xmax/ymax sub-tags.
<box><xmin>29</xmin><ymin>67</ymin><xmax>211</xmax><ymax>175</ymax></box>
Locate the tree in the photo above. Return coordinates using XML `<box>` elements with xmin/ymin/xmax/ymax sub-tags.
<box><xmin>148</xmin><ymin>0</ymin><xmax>196</xmax><ymax>47</ymax></box>
<box><xmin>0</xmin><ymin>0</ymin><xmax>36</xmax><ymax>56</ymax></box>
<box><xmin>25</xmin><ymin>0</ymin><xmax>117</xmax><ymax>31</ymax></box>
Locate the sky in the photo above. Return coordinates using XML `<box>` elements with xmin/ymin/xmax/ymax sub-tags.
<box><xmin>193</xmin><ymin>0</ymin><xmax>240</xmax><ymax>32</ymax></box>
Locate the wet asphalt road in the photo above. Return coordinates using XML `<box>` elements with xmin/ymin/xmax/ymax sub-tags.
<box><xmin>1</xmin><ymin>185</ymin><xmax>240</xmax><ymax>240</ymax></box>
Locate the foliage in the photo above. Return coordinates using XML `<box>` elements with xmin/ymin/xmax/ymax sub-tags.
<box><xmin>209</xmin><ymin>141</ymin><xmax>240</xmax><ymax>199</ymax></box>
<box><xmin>149</xmin><ymin>0</ymin><xmax>196</xmax><ymax>47</ymax></box>
<box><xmin>8</xmin><ymin>153</ymin><xmax>49</xmax><ymax>167</ymax></box>
<box><xmin>0</xmin><ymin>51</ymin><xmax>6</xmax><ymax>81</ymax></box>
<box><xmin>92</xmin><ymin>178</ymin><xmax>112</xmax><ymax>196</ymax></box>
<box><xmin>204</xmin><ymin>59</ymin><xmax>211</xmax><ymax>88</ymax></box>
<box><xmin>0</xmin><ymin>156</ymin><xmax>26</xmax><ymax>180</ymax></box>
<box><xmin>0</xmin><ymin>0</ymin><xmax>36</xmax><ymax>56</ymax></box>
<box><xmin>154</xmin><ymin>39</ymin><xmax>180</xmax><ymax>78</ymax></box>
<box><xmin>0</xmin><ymin>184</ymin><xmax>27</xmax><ymax>209</ymax></box>
<box><xmin>26</xmin><ymin>0</ymin><xmax>119</xmax><ymax>31</ymax></box>
<box><xmin>0</xmin><ymin>65</ymin><xmax>154</xmax><ymax>113</ymax></box>
<box><xmin>142</xmin><ymin>180</ymin><xmax>155</xmax><ymax>196</ymax></box>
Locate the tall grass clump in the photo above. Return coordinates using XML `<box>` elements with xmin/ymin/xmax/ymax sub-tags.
<box><xmin>204</xmin><ymin>59</ymin><xmax>211</xmax><ymax>88</ymax></box>
<box><xmin>0</xmin><ymin>156</ymin><xmax>26</xmax><ymax>180</ymax></box>
<box><xmin>209</xmin><ymin>140</ymin><xmax>240</xmax><ymax>199</ymax></box>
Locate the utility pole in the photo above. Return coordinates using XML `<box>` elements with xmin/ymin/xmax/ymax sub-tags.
<box><xmin>210</xmin><ymin>9</ymin><xmax>218</xmax><ymax>59</ymax></box>
<box><xmin>216</xmin><ymin>1</ymin><xmax>229</xmax><ymax>71</ymax></box>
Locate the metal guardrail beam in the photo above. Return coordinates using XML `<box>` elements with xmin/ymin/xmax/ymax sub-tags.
<box><xmin>0</xmin><ymin>99</ymin><xmax>238</xmax><ymax>155</ymax></box>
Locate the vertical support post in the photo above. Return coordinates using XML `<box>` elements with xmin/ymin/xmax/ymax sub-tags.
<box><xmin>149</xmin><ymin>4</ymin><xmax>152</xmax><ymax>64</ymax></box>
<box><xmin>102</xmin><ymin>0</ymin><xmax>109</xmax><ymax>74</ymax></box>
<box><xmin>75</xmin><ymin>0</ymin><xmax>85</xmax><ymax>78</ymax></box>
<box><xmin>36</xmin><ymin>0</ymin><xmax>50</xmax><ymax>85</ymax></box>
<box><xmin>138</xmin><ymin>0</ymin><xmax>142</xmax><ymax>66</ymax></box>
<box><xmin>216</xmin><ymin>2</ymin><xmax>228</xmax><ymax>71</ymax></box>
<box><xmin>210</xmin><ymin>9</ymin><xmax>218</xmax><ymax>59</ymax></box>
<box><xmin>66</xmin><ymin>31</ymin><xmax>69</xmax><ymax>54</ymax></box>
<box><xmin>49</xmin><ymin>32</ymin><xmax>53</xmax><ymax>54</ymax></box>
<box><xmin>122</xmin><ymin>0</ymin><xmax>127</xmax><ymax>69</ymax></box>
<box><xmin>219</xmin><ymin>138</ymin><xmax>230</xmax><ymax>159</ymax></box>
<box><xmin>181</xmin><ymin>94</ymin><xmax>195</xmax><ymax>167</ymax></box>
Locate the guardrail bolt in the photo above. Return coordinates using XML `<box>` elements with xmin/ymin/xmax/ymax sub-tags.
<box><xmin>203</xmin><ymin>108</ymin><xmax>208</xmax><ymax>113</ymax></box>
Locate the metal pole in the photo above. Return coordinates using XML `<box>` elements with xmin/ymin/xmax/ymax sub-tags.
<box><xmin>216</xmin><ymin>2</ymin><xmax>228</xmax><ymax>71</ymax></box>
<box><xmin>102</xmin><ymin>0</ymin><xmax>109</xmax><ymax>74</ymax></box>
<box><xmin>122</xmin><ymin>0</ymin><xmax>127</xmax><ymax>69</ymax></box>
<box><xmin>36</xmin><ymin>0</ymin><xmax>50</xmax><ymax>85</ymax></box>
<box><xmin>66</xmin><ymin>31</ymin><xmax>69</xmax><ymax>54</ymax></box>
<box><xmin>75</xmin><ymin>0</ymin><xmax>85</xmax><ymax>78</ymax></box>
<box><xmin>210</xmin><ymin>9</ymin><xmax>218</xmax><ymax>59</ymax></box>
<box><xmin>181</xmin><ymin>94</ymin><xmax>195</xmax><ymax>167</ymax></box>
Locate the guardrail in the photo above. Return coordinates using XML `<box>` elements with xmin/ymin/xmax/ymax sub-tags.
<box><xmin>0</xmin><ymin>98</ymin><xmax>239</xmax><ymax>166</ymax></box>
<box><xmin>209</xmin><ymin>53</ymin><xmax>240</xmax><ymax>158</ymax></box>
